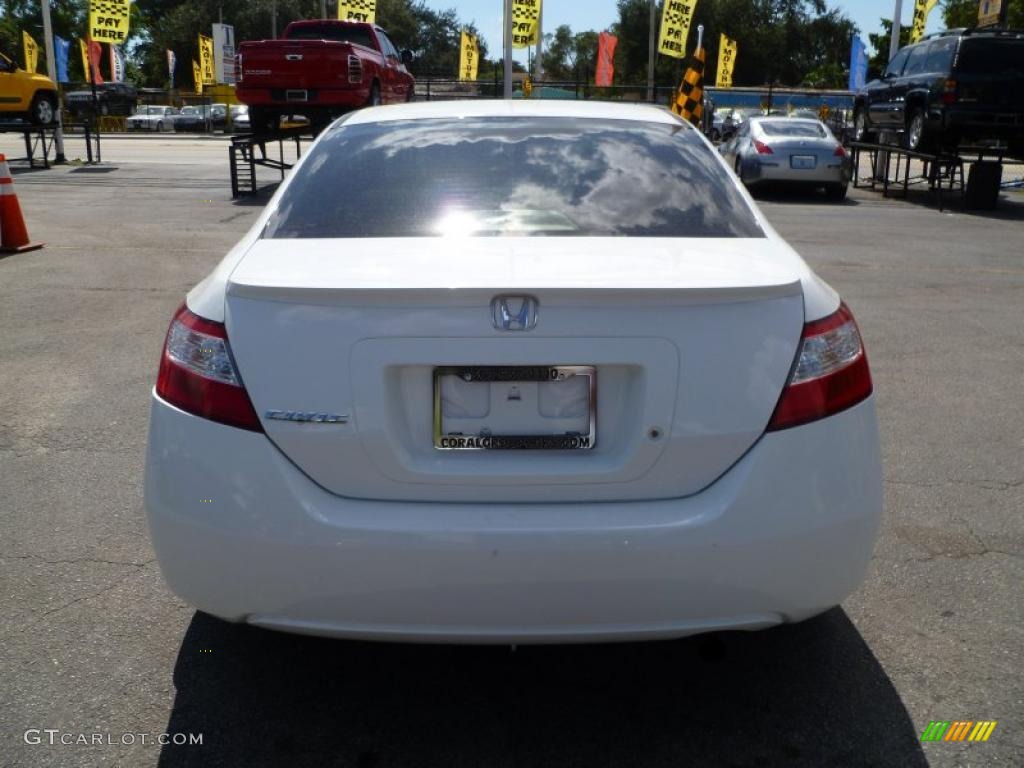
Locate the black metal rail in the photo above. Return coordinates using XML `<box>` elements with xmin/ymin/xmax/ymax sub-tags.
<box><xmin>848</xmin><ymin>141</ymin><xmax>1021</xmax><ymax>211</ymax></box>
<box><xmin>229</xmin><ymin>126</ymin><xmax>318</xmax><ymax>198</ymax></box>
<box><xmin>0</xmin><ymin>123</ymin><xmax>59</xmax><ymax>169</ymax></box>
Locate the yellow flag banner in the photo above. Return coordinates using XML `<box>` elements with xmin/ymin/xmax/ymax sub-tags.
<box><xmin>79</xmin><ymin>38</ymin><xmax>92</xmax><ymax>83</ymax></box>
<box><xmin>910</xmin><ymin>0</ymin><xmax>939</xmax><ymax>43</ymax></box>
<box><xmin>337</xmin><ymin>0</ymin><xmax>376</xmax><ymax>23</ymax></box>
<box><xmin>659</xmin><ymin>0</ymin><xmax>698</xmax><ymax>59</ymax></box>
<box><xmin>88</xmin><ymin>0</ymin><xmax>130</xmax><ymax>44</ymax></box>
<box><xmin>512</xmin><ymin>0</ymin><xmax>541</xmax><ymax>49</ymax></box>
<box><xmin>199</xmin><ymin>34</ymin><xmax>215</xmax><ymax>84</ymax></box>
<box><xmin>716</xmin><ymin>34</ymin><xmax>737</xmax><ymax>88</ymax></box>
<box><xmin>459</xmin><ymin>30</ymin><xmax>479</xmax><ymax>81</ymax></box>
<box><xmin>193</xmin><ymin>59</ymin><xmax>203</xmax><ymax>93</ymax></box>
<box><xmin>22</xmin><ymin>31</ymin><xmax>39</xmax><ymax>73</ymax></box>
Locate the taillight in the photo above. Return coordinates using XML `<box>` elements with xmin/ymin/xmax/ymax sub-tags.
<box><xmin>767</xmin><ymin>302</ymin><xmax>872</xmax><ymax>431</ymax></box>
<box><xmin>348</xmin><ymin>54</ymin><xmax>363</xmax><ymax>84</ymax></box>
<box><xmin>753</xmin><ymin>139</ymin><xmax>774</xmax><ymax>155</ymax></box>
<box><xmin>155</xmin><ymin>303</ymin><xmax>262</xmax><ymax>432</ymax></box>
<box><xmin>834</xmin><ymin>144</ymin><xmax>847</xmax><ymax>157</ymax></box>
<box><xmin>941</xmin><ymin>78</ymin><xmax>957</xmax><ymax>105</ymax></box>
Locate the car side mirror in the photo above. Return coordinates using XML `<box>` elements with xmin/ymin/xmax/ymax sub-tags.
<box><xmin>400</xmin><ymin>49</ymin><xmax>413</xmax><ymax>67</ymax></box>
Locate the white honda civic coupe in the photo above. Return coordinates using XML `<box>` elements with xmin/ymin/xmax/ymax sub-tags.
<box><xmin>145</xmin><ymin>100</ymin><xmax>881</xmax><ymax>643</ymax></box>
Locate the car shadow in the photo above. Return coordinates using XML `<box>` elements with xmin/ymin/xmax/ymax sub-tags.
<box><xmin>748</xmin><ymin>184</ymin><xmax>860</xmax><ymax>206</ymax></box>
<box><xmin>866</xmin><ymin>185</ymin><xmax>1024</xmax><ymax>220</ymax></box>
<box><xmin>158</xmin><ymin>608</ymin><xmax>926</xmax><ymax>768</ymax></box>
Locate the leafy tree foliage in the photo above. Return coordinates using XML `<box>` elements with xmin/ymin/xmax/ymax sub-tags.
<box><xmin>943</xmin><ymin>0</ymin><xmax>1023</xmax><ymax>28</ymax></box>
<box><xmin>540</xmin><ymin>24</ymin><xmax>598</xmax><ymax>80</ymax></box>
<box><xmin>614</xmin><ymin>0</ymin><xmax>858</xmax><ymax>88</ymax></box>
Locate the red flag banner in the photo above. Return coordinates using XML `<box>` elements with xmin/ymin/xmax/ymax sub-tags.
<box><xmin>595</xmin><ymin>32</ymin><xmax>618</xmax><ymax>87</ymax></box>
<box><xmin>88</xmin><ymin>38</ymin><xmax>104</xmax><ymax>84</ymax></box>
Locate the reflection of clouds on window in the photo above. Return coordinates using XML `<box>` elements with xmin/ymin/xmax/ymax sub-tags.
<box><xmin>266</xmin><ymin>118</ymin><xmax>763</xmax><ymax>239</ymax></box>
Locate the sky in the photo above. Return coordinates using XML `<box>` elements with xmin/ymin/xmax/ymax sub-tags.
<box><xmin>432</xmin><ymin>0</ymin><xmax>947</xmax><ymax>62</ymax></box>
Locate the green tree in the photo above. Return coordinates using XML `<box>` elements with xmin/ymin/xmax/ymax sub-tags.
<box><xmin>614</xmin><ymin>0</ymin><xmax>858</xmax><ymax>90</ymax></box>
<box><xmin>540</xmin><ymin>24</ymin><xmax>599</xmax><ymax>81</ymax></box>
<box><xmin>943</xmin><ymin>0</ymin><xmax>1024</xmax><ymax>28</ymax></box>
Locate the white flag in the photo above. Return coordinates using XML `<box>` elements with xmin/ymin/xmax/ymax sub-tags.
<box><xmin>110</xmin><ymin>44</ymin><xmax>126</xmax><ymax>82</ymax></box>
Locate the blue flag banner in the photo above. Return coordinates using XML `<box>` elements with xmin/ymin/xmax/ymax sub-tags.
<box><xmin>848</xmin><ymin>35</ymin><xmax>868</xmax><ymax>91</ymax></box>
<box><xmin>54</xmin><ymin>35</ymin><xmax>70</xmax><ymax>82</ymax></box>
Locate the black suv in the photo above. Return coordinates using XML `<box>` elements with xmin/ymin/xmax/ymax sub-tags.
<box><xmin>65</xmin><ymin>82</ymin><xmax>138</xmax><ymax>119</ymax></box>
<box><xmin>853</xmin><ymin>28</ymin><xmax>1024</xmax><ymax>154</ymax></box>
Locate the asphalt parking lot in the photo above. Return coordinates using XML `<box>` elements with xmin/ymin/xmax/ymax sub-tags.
<box><xmin>1</xmin><ymin>133</ymin><xmax>1022</xmax><ymax>768</ymax></box>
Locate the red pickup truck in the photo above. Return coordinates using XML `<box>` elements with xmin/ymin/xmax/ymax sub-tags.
<box><xmin>236</xmin><ymin>20</ymin><xmax>415</xmax><ymax>133</ymax></box>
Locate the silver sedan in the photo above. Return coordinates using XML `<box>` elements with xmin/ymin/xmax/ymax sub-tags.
<box><xmin>719</xmin><ymin>117</ymin><xmax>852</xmax><ymax>200</ymax></box>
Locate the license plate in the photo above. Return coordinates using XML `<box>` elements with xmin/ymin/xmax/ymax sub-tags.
<box><xmin>791</xmin><ymin>155</ymin><xmax>817</xmax><ymax>170</ymax></box>
<box><xmin>285</xmin><ymin>89</ymin><xmax>308</xmax><ymax>101</ymax></box>
<box><xmin>434</xmin><ymin>366</ymin><xmax>596</xmax><ymax>450</ymax></box>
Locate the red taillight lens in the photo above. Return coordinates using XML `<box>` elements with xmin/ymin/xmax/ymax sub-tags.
<box><xmin>834</xmin><ymin>144</ymin><xmax>847</xmax><ymax>157</ymax></box>
<box><xmin>941</xmin><ymin>79</ymin><xmax>957</xmax><ymax>105</ymax></box>
<box><xmin>155</xmin><ymin>303</ymin><xmax>263</xmax><ymax>432</ymax></box>
<box><xmin>767</xmin><ymin>302</ymin><xmax>873</xmax><ymax>431</ymax></box>
<box><xmin>754</xmin><ymin>139</ymin><xmax>774</xmax><ymax>155</ymax></box>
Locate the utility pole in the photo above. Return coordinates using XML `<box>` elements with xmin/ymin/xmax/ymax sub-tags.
<box><xmin>40</xmin><ymin>0</ymin><xmax>65</xmax><ymax>162</ymax></box>
<box><xmin>534</xmin><ymin>3</ymin><xmax>543</xmax><ymax>82</ymax></box>
<box><xmin>503</xmin><ymin>0</ymin><xmax>513</xmax><ymax>98</ymax></box>
<box><xmin>271</xmin><ymin>0</ymin><xmax>278</xmax><ymax>38</ymax></box>
<box><xmin>320</xmin><ymin>0</ymin><xmax>327</xmax><ymax>19</ymax></box>
<box><xmin>888</xmin><ymin>0</ymin><xmax>903</xmax><ymax>64</ymax></box>
<box><xmin>646</xmin><ymin>0</ymin><xmax>658</xmax><ymax>103</ymax></box>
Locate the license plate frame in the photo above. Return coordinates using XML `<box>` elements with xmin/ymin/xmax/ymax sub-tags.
<box><xmin>433</xmin><ymin>365</ymin><xmax>596</xmax><ymax>450</ymax></box>
<box><xmin>790</xmin><ymin>154</ymin><xmax>817</xmax><ymax>170</ymax></box>
<box><xmin>285</xmin><ymin>89</ymin><xmax>308</xmax><ymax>102</ymax></box>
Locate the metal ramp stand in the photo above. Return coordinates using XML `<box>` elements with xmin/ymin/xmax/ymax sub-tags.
<box><xmin>0</xmin><ymin>123</ymin><xmax>59</xmax><ymax>168</ymax></box>
<box><xmin>849</xmin><ymin>141</ymin><xmax>964</xmax><ymax>211</ymax></box>
<box><xmin>229</xmin><ymin>126</ymin><xmax>315</xmax><ymax>198</ymax></box>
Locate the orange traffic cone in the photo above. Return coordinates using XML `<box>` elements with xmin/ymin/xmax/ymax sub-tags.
<box><xmin>0</xmin><ymin>154</ymin><xmax>44</xmax><ymax>254</ymax></box>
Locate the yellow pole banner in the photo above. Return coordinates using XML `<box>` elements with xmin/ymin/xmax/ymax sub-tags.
<box><xmin>337</xmin><ymin>0</ymin><xmax>376</xmax><ymax>23</ymax></box>
<box><xmin>22</xmin><ymin>31</ymin><xmax>39</xmax><ymax>73</ymax></box>
<box><xmin>79</xmin><ymin>38</ymin><xmax>92</xmax><ymax>83</ymax></box>
<box><xmin>459</xmin><ymin>30</ymin><xmax>479</xmax><ymax>81</ymax></box>
<box><xmin>88</xmin><ymin>0</ymin><xmax>131</xmax><ymax>44</ymax></box>
<box><xmin>511</xmin><ymin>0</ymin><xmax>541</xmax><ymax>49</ymax></box>
<box><xmin>910</xmin><ymin>0</ymin><xmax>939</xmax><ymax>43</ymax></box>
<box><xmin>199</xmin><ymin>34</ymin><xmax>215</xmax><ymax>84</ymax></box>
<box><xmin>193</xmin><ymin>60</ymin><xmax>203</xmax><ymax>94</ymax></box>
<box><xmin>659</xmin><ymin>0</ymin><xmax>698</xmax><ymax>59</ymax></box>
<box><xmin>716</xmin><ymin>34</ymin><xmax>737</xmax><ymax>88</ymax></box>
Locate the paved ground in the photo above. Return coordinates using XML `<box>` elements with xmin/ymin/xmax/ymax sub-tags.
<box><xmin>1</xmin><ymin>133</ymin><xmax>1022</xmax><ymax>768</ymax></box>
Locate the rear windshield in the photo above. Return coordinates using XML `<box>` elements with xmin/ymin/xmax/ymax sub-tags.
<box><xmin>265</xmin><ymin>117</ymin><xmax>763</xmax><ymax>239</ymax></box>
<box><xmin>758</xmin><ymin>121</ymin><xmax>827</xmax><ymax>138</ymax></box>
<box><xmin>286</xmin><ymin>24</ymin><xmax>374</xmax><ymax>48</ymax></box>
<box><xmin>956</xmin><ymin>38</ymin><xmax>1024</xmax><ymax>75</ymax></box>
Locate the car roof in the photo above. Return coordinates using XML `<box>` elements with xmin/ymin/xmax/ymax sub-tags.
<box><xmin>341</xmin><ymin>99</ymin><xmax>689</xmax><ymax>128</ymax></box>
<box><xmin>750</xmin><ymin>116</ymin><xmax>822</xmax><ymax>124</ymax></box>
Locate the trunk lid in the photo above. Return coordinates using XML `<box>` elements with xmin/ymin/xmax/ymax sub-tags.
<box><xmin>238</xmin><ymin>40</ymin><xmax>357</xmax><ymax>90</ymax></box>
<box><xmin>224</xmin><ymin>238</ymin><xmax>805</xmax><ymax>502</ymax></box>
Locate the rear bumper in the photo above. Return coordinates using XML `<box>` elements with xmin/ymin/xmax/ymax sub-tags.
<box><xmin>741</xmin><ymin>156</ymin><xmax>850</xmax><ymax>186</ymax></box>
<box><xmin>938</xmin><ymin>107</ymin><xmax>1024</xmax><ymax>139</ymax></box>
<box><xmin>236</xmin><ymin>86</ymin><xmax>368</xmax><ymax>111</ymax></box>
<box><xmin>144</xmin><ymin>392</ymin><xmax>882</xmax><ymax>643</ymax></box>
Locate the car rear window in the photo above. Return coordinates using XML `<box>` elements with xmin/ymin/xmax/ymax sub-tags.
<box><xmin>286</xmin><ymin>24</ymin><xmax>374</xmax><ymax>48</ymax></box>
<box><xmin>956</xmin><ymin>38</ymin><xmax>1024</xmax><ymax>75</ymax></box>
<box><xmin>758</xmin><ymin>121</ymin><xmax>827</xmax><ymax>138</ymax></box>
<box><xmin>265</xmin><ymin>117</ymin><xmax>763</xmax><ymax>239</ymax></box>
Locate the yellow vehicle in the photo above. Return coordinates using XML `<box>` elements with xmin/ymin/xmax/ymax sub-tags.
<box><xmin>0</xmin><ymin>51</ymin><xmax>59</xmax><ymax>124</ymax></box>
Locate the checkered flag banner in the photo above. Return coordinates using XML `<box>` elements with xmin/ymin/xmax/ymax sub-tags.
<box><xmin>338</xmin><ymin>0</ymin><xmax>376</xmax><ymax>24</ymax></box>
<box><xmin>512</xmin><ymin>0</ymin><xmax>541</xmax><ymax>48</ymax></box>
<box><xmin>673</xmin><ymin>38</ymin><xmax>706</xmax><ymax>125</ymax></box>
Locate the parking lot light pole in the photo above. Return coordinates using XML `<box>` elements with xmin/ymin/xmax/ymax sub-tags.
<box><xmin>503</xmin><ymin>0</ymin><xmax>513</xmax><ymax>98</ymax></box>
<box><xmin>646</xmin><ymin>0</ymin><xmax>657</xmax><ymax>103</ymax></box>
<box><xmin>40</xmin><ymin>0</ymin><xmax>65</xmax><ymax>163</ymax></box>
